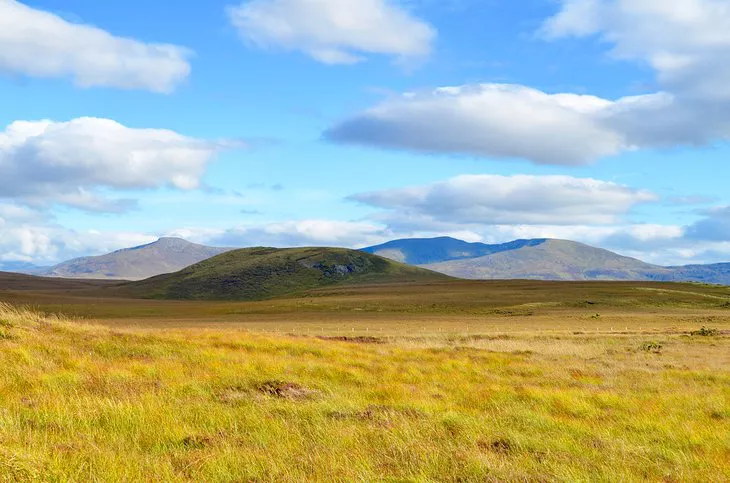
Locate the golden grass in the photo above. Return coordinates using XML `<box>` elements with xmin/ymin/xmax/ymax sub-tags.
<box><xmin>0</xmin><ymin>302</ymin><xmax>728</xmax><ymax>481</ymax></box>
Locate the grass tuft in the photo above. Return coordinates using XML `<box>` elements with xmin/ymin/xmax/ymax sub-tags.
<box><xmin>640</xmin><ymin>341</ymin><xmax>664</xmax><ymax>353</ymax></box>
<box><xmin>690</xmin><ymin>326</ymin><xmax>721</xmax><ymax>336</ymax></box>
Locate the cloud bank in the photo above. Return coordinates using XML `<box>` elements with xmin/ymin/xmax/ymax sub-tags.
<box><xmin>350</xmin><ymin>174</ymin><xmax>657</xmax><ymax>227</ymax></box>
<box><xmin>0</xmin><ymin>0</ymin><xmax>191</xmax><ymax>92</ymax></box>
<box><xmin>0</xmin><ymin>118</ymin><xmax>227</xmax><ymax>212</ymax></box>
<box><xmin>542</xmin><ymin>0</ymin><xmax>730</xmax><ymax>100</ymax></box>
<box><xmin>209</xmin><ymin>220</ymin><xmax>390</xmax><ymax>248</ymax></box>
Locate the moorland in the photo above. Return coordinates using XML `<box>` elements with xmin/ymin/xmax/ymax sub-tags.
<box><xmin>0</xmin><ymin>266</ymin><xmax>728</xmax><ymax>481</ymax></box>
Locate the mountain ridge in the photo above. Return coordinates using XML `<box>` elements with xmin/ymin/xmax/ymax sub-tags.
<box><xmin>5</xmin><ymin>235</ymin><xmax>730</xmax><ymax>286</ymax></box>
<box><xmin>362</xmin><ymin>237</ymin><xmax>730</xmax><ymax>284</ymax></box>
<box><xmin>360</xmin><ymin>236</ymin><xmax>547</xmax><ymax>265</ymax></box>
<box><xmin>40</xmin><ymin>237</ymin><xmax>234</xmax><ymax>281</ymax></box>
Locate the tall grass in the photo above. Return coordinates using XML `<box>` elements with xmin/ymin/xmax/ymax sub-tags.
<box><xmin>0</xmin><ymin>303</ymin><xmax>727</xmax><ymax>481</ymax></box>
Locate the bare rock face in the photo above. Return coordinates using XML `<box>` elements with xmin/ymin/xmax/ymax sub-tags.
<box><xmin>300</xmin><ymin>259</ymin><xmax>367</xmax><ymax>277</ymax></box>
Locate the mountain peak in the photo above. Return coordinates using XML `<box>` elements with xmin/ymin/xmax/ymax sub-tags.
<box><xmin>42</xmin><ymin>238</ymin><xmax>233</xmax><ymax>281</ymax></box>
<box><xmin>154</xmin><ymin>237</ymin><xmax>195</xmax><ymax>247</ymax></box>
<box><xmin>362</xmin><ymin>237</ymin><xmax>548</xmax><ymax>265</ymax></box>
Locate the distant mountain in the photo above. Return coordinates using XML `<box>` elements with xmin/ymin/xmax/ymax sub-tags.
<box><xmin>41</xmin><ymin>238</ymin><xmax>233</xmax><ymax>281</ymax></box>
<box><xmin>421</xmin><ymin>239</ymin><xmax>668</xmax><ymax>281</ymax></box>
<box><xmin>363</xmin><ymin>237</ymin><xmax>730</xmax><ymax>284</ymax></box>
<box><xmin>0</xmin><ymin>261</ymin><xmax>46</xmax><ymax>274</ymax></box>
<box><xmin>660</xmin><ymin>263</ymin><xmax>730</xmax><ymax>285</ymax></box>
<box><xmin>361</xmin><ymin>236</ymin><xmax>546</xmax><ymax>265</ymax></box>
<box><xmin>123</xmin><ymin>247</ymin><xmax>451</xmax><ymax>301</ymax></box>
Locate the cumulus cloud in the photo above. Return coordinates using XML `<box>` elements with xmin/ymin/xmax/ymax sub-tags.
<box><xmin>209</xmin><ymin>219</ymin><xmax>391</xmax><ymax>248</ymax></box>
<box><xmin>329</xmin><ymin>85</ymin><xmax>670</xmax><ymax>165</ymax></box>
<box><xmin>350</xmin><ymin>174</ymin><xmax>657</xmax><ymax>228</ymax></box>
<box><xmin>0</xmin><ymin>223</ymin><xmax>156</xmax><ymax>264</ymax></box>
<box><xmin>0</xmin><ymin>203</ymin><xmax>44</xmax><ymax>225</ymax></box>
<box><xmin>344</xmin><ymin>174</ymin><xmax>730</xmax><ymax>264</ymax></box>
<box><xmin>0</xmin><ymin>0</ymin><xmax>191</xmax><ymax>92</ymax></box>
<box><xmin>542</xmin><ymin>0</ymin><xmax>730</xmax><ymax>100</ymax></box>
<box><xmin>228</xmin><ymin>0</ymin><xmax>435</xmax><ymax>65</ymax></box>
<box><xmin>327</xmin><ymin>0</ymin><xmax>730</xmax><ymax>165</ymax></box>
<box><xmin>542</xmin><ymin>0</ymin><xmax>730</xmax><ymax>151</ymax></box>
<box><xmin>0</xmin><ymin>117</ymin><xmax>228</xmax><ymax>212</ymax></box>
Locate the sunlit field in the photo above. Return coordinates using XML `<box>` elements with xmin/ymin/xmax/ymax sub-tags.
<box><xmin>0</xmin><ymin>279</ymin><xmax>728</xmax><ymax>481</ymax></box>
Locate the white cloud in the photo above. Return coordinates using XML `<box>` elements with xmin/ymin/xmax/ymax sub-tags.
<box><xmin>0</xmin><ymin>0</ymin><xmax>191</xmax><ymax>92</ymax></box>
<box><xmin>0</xmin><ymin>223</ymin><xmax>156</xmax><ymax>264</ymax></box>
<box><xmin>351</xmin><ymin>174</ymin><xmax>657</xmax><ymax>227</ymax></box>
<box><xmin>327</xmin><ymin>1</ymin><xmax>730</xmax><ymax>165</ymax></box>
<box><xmin>0</xmin><ymin>203</ymin><xmax>43</xmax><ymax>225</ymax></box>
<box><xmin>210</xmin><ymin>219</ymin><xmax>391</xmax><ymax>247</ymax></box>
<box><xmin>228</xmin><ymin>0</ymin><xmax>435</xmax><ymax>65</ymax></box>
<box><xmin>326</xmin><ymin>84</ymin><xmax>682</xmax><ymax>165</ymax></box>
<box><xmin>0</xmin><ymin>117</ymin><xmax>228</xmax><ymax>212</ymax></box>
<box><xmin>542</xmin><ymin>0</ymin><xmax>730</xmax><ymax>100</ymax></box>
<box><xmin>540</xmin><ymin>0</ymin><xmax>730</xmax><ymax>149</ymax></box>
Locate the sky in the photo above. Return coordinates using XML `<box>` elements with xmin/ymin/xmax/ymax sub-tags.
<box><xmin>2</xmin><ymin>0</ymin><xmax>730</xmax><ymax>267</ymax></box>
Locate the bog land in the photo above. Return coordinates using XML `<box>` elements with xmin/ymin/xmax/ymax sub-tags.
<box><xmin>0</xmin><ymin>276</ymin><xmax>728</xmax><ymax>481</ymax></box>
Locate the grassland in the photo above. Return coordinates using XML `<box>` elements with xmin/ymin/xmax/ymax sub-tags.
<box><xmin>0</xmin><ymin>279</ymin><xmax>728</xmax><ymax>480</ymax></box>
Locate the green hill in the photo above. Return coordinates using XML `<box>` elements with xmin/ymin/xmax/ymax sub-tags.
<box><xmin>124</xmin><ymin>247</ymin><xmax>451</xmax><ymax>301</ymax></box>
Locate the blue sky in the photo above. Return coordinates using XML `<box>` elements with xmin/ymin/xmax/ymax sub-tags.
<box><xmin>1</xmin><ymin>0</ymin><xmax>730</xmax><ymax>266</ymax></box>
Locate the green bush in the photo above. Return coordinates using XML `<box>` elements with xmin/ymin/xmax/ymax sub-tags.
<box><xmin>690</xmin><ymin>327</ymin><xmax>719</xmax><ymax>337</ymax></box>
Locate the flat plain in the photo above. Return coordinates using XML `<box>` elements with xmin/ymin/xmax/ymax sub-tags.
<box><xmin>0</xmin><ymin>277</ymin><xmax>728</xmax><ymax>481</ymax></box>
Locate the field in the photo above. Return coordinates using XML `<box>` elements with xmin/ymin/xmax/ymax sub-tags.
<box><xmin>0</xmin><ymin>278</ymin><xmax>728</xmax><ymax>481</ymax></box>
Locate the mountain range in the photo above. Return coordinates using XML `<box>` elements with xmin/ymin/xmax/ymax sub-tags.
<box><xmin>362</xmin><ymin>237</ymin><xmax>730</xmax><ymax>285</ymax></box>
<box><xmin>3</xmin><ymin>235</ymin><xmax>730</xmax><ymax>286</ymax></box>
<box><xmin>0</xmin><ymin>261</ymin><xmax>47</xmax><ymax>274</ymax></box>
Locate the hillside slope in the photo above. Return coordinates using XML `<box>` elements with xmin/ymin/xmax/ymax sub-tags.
<box><xmin>422</xmin><ymin>239</ymin><xmax>670</xmax><ymax>281</ymax></box>
<box><xmin>124</xmin><ymin>247</ymin><xmax>451</xmax><ymax>300</ymax></box>
<box><xmin>42</xmin><ymin>238</ymin><xmax>233</xmax><ymax>281</ymax></box>
<box><xmin>362</xmin><ymin>237</ymin><xmax>546</xmax><ymax>265</ymax></box>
